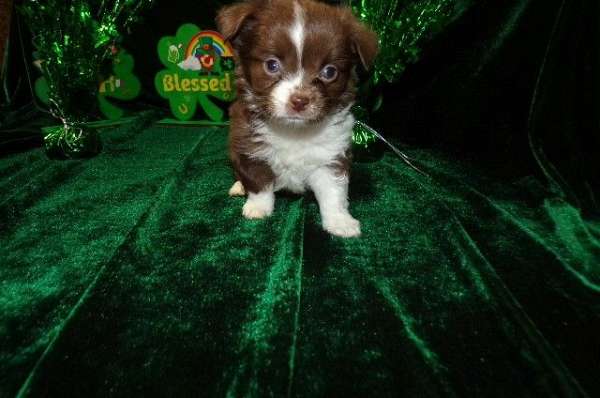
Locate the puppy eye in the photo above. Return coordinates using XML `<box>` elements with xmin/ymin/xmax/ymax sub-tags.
<box><xmin>319</xmin><ymin>65</ymin><xmax>338</xmax><ymax>82</ymax></box>
<box><xmin>264</xmin><ymin>58</ymin><xmax>282</xmax><ymax>75</ymax></box>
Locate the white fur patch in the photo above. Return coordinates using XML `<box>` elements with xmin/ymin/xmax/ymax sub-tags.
<box><xmin>290</xmin><ymin>1</ymin><xmax>305</xmax><ymax>67</ymax></box>
<box><xmin>308</xmin><ymin>167</ymin><xmax>361</xmax><ymax>237</ymax></box>
<box><xmin>252</xmin><ymin>107</ymin><xmax>355</xmax><ymax>194</ymax></box>
<box><xmin>322</xmin><ymin>213</ymin><xmax>361</xmax><ymax>237</ymax></box>
<box><xmin>269</xmin><ymin>2</ymin><xmax>308</xmax><ymax>120</ymax></box>
<box><xmin>242</xmin><ymin>186</ymin><xmax>275</xmax><ymax>219</ymax></box>
<box><xmin>271</xmin><ymin>73</ymin><xmax>304</xmax><ymax>118</ymax></box>
<box><xmin>228</xmin><ymin>180</ymin><xmax>246</xmax><ymax>196</ymax></box>
<box><xmin>248</xmin><ymin>107</ymin><xmax>360</xmax><ymax>237</ymax></box>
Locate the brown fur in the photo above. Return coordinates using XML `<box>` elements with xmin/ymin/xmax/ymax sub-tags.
<box><xmin>228</xmin><ymin>101</ymin><xmax>276</xmax><ymax>192</ymax></box>
<box><xmin>217</xmin><ymin>0</ymin><xmax>378</xmax><ymax>194</ymax></box>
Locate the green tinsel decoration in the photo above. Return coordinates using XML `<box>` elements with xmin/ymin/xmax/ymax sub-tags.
<box><xmin>20</xmin><ymin>0</ymin><xmax>153</xmax><ymax>159</ymax></box>
<box><xmin>349</xmin><ymin>0</ymin><xmax>470</xmax><ymax>157</ymax></box>
<box><xmin>350</xmin><ymin>0</ymin><xmax>469</xmax><ymax>84</ymax></box>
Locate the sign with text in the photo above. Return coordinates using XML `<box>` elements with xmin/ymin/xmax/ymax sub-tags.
<box><xmin>154</xmin><ymin>24</ymin><xmax>236</xmax><ymax>122</ymax></box>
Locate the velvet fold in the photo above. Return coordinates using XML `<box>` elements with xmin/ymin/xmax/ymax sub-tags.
<box><xmin>1</xmin><ymin>124</ymin><xmax>598</xmax><ymax>397</ymax></box>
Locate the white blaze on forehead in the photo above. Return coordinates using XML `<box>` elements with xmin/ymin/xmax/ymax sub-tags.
<box><xmin>270</xmin><ymin>2</ymin><xmax>306</xmax><ymax>119</ymax></box>
<box><xmin>290</xmin><ymin>1</ymin><xmax>305</xmax><ymax>67</ymax></box>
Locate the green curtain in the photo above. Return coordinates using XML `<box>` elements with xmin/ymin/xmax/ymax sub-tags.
<box><xmin>1</xmin><ymin>0</ymin><xmax>599</xmax><ymax>397</ymax></box>
<box><xmin>1</xmin><ymin>121</ymin><xmax>598</xmax><ymax>397</ymax></box>
<box><xmin>373</xmin><ymin>0</ymin><xmax>600</xmax><ymax>215</ymax></box>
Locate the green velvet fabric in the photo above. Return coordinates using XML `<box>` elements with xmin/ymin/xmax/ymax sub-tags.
<box><xmin>1</xmin><ymin>122</ymin><xmax>598</xmax><ymax>397</ymax></box>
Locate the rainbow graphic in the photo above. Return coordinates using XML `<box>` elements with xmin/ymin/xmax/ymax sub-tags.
<box><xmin>185</xmin><ymin>30</ymin><xmax>233</xmax><ymax>59</ymax></box>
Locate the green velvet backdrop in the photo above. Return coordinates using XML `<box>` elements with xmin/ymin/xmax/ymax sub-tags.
<box><xmin>0</xmin><ymin>0</ymin><xmax>599</xmax><ymax>397</ymax></box>
<box><xmin>2</xmin><ymin>123</ymin><xmax>598</xmax><ymax>397</ymax></box>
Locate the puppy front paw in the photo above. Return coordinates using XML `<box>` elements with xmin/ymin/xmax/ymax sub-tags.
<box><xmin>242</xmin><ymin>199</ymin><xmax>273</xmax><ymax>219</ymax></box>
<box><xmin>228</xmin><ymin>181</ymin><xmax>246</xmax><ymax>196</ymax></box>
<box><xmin>323</xmin><ymin>214</ymin><xmax>361</xmax><ymax>237</ymax></box>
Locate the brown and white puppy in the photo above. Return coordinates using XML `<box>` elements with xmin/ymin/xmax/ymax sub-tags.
<box><xmin>217</xmin><ymin>0</ymin><xmax>378</xmax><ymax>237</ymax></box>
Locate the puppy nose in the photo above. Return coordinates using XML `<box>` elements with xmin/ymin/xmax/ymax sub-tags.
<box><xmin>290</xmin><ymin>94</ymin><xmax>310</xmax><ymax>112</ymax></box>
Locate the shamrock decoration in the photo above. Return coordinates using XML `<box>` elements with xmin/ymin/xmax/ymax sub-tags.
<box><xmin>35</xmin><ymin>48</ymin><xmax>141</xmax><ymax>120</ymax></box>
<box><xmin>154</xmin><ymin>24</ymin><xmax>236</xmax><ymax>122</ymax></box>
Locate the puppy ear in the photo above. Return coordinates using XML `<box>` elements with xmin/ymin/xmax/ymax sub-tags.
<box><xmin>351</xmin><ymin>21</ymin><xmax>379</xmax><ymax>71</ymax></box>
<box><xmin>216</xmin><ymin>1</ymin><xmax>257</xmax><ymax>43</ymax></box>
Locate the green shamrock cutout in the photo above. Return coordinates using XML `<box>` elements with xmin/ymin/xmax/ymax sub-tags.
<box><xmin>35</xmin><ymin>48</ymin><xmax>141</xmax><ymax>120</ymax></box>
<box><xmin>154</xmin><ymin>24</ymin><xmax>236</xmax><ymax>122</ymax></box>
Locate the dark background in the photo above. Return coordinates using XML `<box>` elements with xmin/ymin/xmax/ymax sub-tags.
<box><xmin>1</xmin><ymin>0</ymin><xmax>599</xmax><ymax>215</ymax></box>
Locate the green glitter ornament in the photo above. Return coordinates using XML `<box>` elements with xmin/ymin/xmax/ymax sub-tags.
<box><xmin>348</xmin><ymin>0</ymin><xmax>470</xmax><ymax>84</ymax></box>
<box><xmin>43</xmin><ymin>124</ymin><xmax>102</xmax><ymax>160</ymax></box>
<box><xmin>348</xmin><ymin>0</ymin><xmax>470</xmax><ymax>173</ymax></box>
<box><xmin>20</xmin><ymin>0</ymin><xmax>153</xmax><ymax>159</ymax></box>
<box><xmin>35</xmin><ymin>47</ymin><xmax>142</xmax><ymax>121</ymax></box>
<box><xmin>351</xmin><ymin>104</ymin><xmax>379</xmax><ymax>162</ymax></box>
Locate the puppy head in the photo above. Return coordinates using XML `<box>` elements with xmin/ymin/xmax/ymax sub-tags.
<box><xmin>217</xmin><ymin>0</ymin><xmax>378</xmax><ymax>125</ymax></box>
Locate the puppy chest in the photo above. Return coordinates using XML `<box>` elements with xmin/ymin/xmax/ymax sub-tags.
<box><xmin>263</xmin><ymin>141</ymin><xmax>343</xmax><ymax>192</ymax></box>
